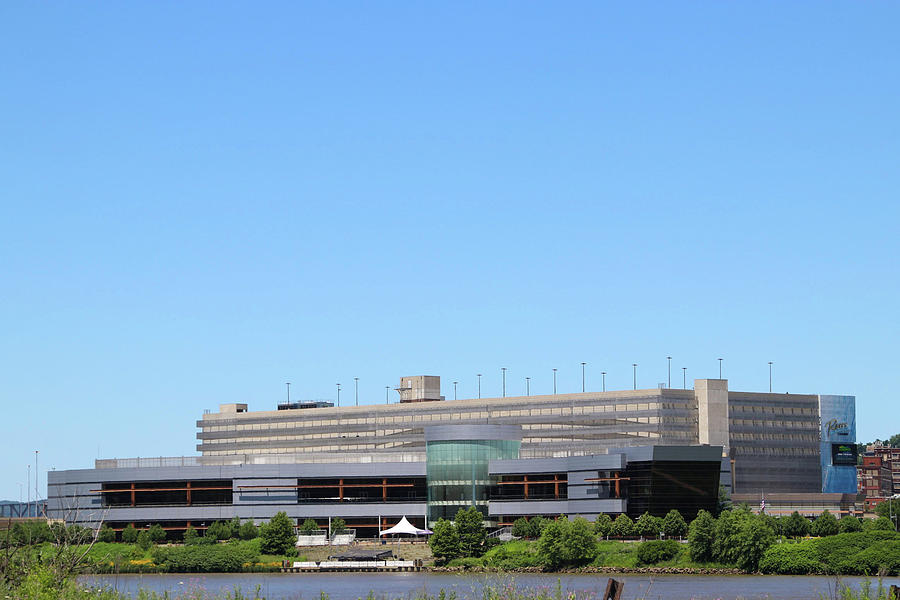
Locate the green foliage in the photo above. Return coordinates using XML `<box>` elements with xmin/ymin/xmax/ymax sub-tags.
<box><xmin>717</xmin><ymin>484</ymin><xmax>732</xmax><ymax>515</ymax></box>
<box><xmin>511</xmin><ymin>518</ymin><xmax>532</xmax><ymax>539</ymax></box>
<box><xmin>480</xmin><ymin>540</ymin><xmax>541</xmax><ymax>569</ymax></box>
<box><xmin>529</xmin><ymin>516</ymin><xmax>548</xmax><ymax>537</ymax></box>
<box><xmin>259</xmin><ymin>511</ymin><xmax>296</xmax><ymax>555</ymax></box>
<box><xmin>862</xmin><ymin>516</ymin><xmax>894</xmax><ymax>531</ymax></box>
<box><xmin>454</xmin><ymin>507</ymin><xmax>486</xmax><ymax>558</ymax></box>
<box><xmin>836</xmin><ymin>540</ymin><xmax>900</xmax><ymax>575</ymax></box>
<box><xmin>810</xmin><ymin>510</ymin><xmax>840</xmax><ymax>537</ymax></box>
<box><xmin>610</xmin><ymin>514</ymin><xmax>633</xmax><ymax>538</ymax></box>
<box><xmin>759</xmin><ymin>540</ymin><xmax>825</xmax><ymax>574</ymax></box>
<box><xmin>733</xmin><ymin>516</ymin><xmax>776</xmax><ymax>572</ymax></box>
<box><xmin>329</xmin><ymin>517</ymin><xmax>347</xmax><ymax>536</ymax></box>
<box><xmin>633</xmin><ymin>512</ymin><xmax>661</xmax><ymax>538</ymax></box>
<box><xmin>594</xmin><ymin>514</ymin><xmax>612</xmax><ymax>537</ymax></box>
<box><xmin>148</xmin><ymin>524</ymin><xmax>166</xmax><ymax>544</ymax></box>
<box><xmin>839</xmin><ymin>515</ymin><xmax>863</xmax><ymax>533</ymax></box>
<box><xmin>635</xmin><ymin>540</ymin><xmax>681</xmax><ymax>565</ymax></box>
<box><xmin>239</xmin><ymin>520</ymin><xmax>259</xmax><ymax>540</ymax></box>
<box><xmin>873</xmin><ymin>498</ymin><xmax>900</xmax><ymax>521</ymax></box>
<box><xmin>136</xmin><ymin>530</ymin><xmax>152</xmax><ymax>551</ymax></box>
<box><xmin>780</xmin><ymin>511</ymin><xmax>811</xmax><ymax>538</ymax></box>
<box><xmin>228</xmin><ymin>516</ymin><xmax>242</xmax><ymax>539</ymax></box>
<box><xmin>206</xmin><ymin>520</ymin><xmax>232</xmax><ymax>541</ymax></box>
<box><xmin>298</xmin><ymin>518</ymin><xmax>319</xmax><ymax>535</ymax></box>
<box><xmin>150</xmin><ymin>542</ymin><xmax>260</xmax><ymax>572</ymax></box>
<box><xmin>662</xmin><ymin>509</ymin><xmax>687</xmax><ymax>538</ymax></box>
<box><xmin>536</xmin><ymin>516</ymin><xmax>597</xmax><ymax>569</ymax></box>
<box><xmin>428</xmin><ymin>518</ymin><xmax>460</xmax><ymax>563</ymax></box>
<box><xmin>814</xmin><ymin>530</ymin><xmax>900</xmax><ymax>573</ymax></box>
<box><xmin>688</xmin><ymin>509</ymin><xmax>716</xmax><ymax>562</ymax></box>
<box><xmin>711</xmin><ymin>507</ymin><xmax>746</xmax><ymax>564</ymax></box>
<box><xmin>183</xmin><ymin>525</ymin><xmax>199</xmax><ymax>545</ymax></box>
<box><xmin>97</xmin><ymin>526</ymin><xmax>116</xmax><ymax>543</ymax></box>
<box><xmin>121</xmin><ymin>524</ymin><xmax>138</xmax><ymax>544</ymax></box>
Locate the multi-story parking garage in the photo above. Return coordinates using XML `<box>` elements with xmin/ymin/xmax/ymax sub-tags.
<box><xmin>47</xmin><ymin>376</ymin><xmax>856</xmax><ymax>537</ymax></box>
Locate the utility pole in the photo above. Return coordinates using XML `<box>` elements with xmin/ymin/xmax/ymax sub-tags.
<box><xmin>35</xmin><ymin>451</ymin><xmax>39</xmax><ymax>509</ymax></box>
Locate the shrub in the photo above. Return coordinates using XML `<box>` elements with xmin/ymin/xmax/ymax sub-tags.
<box><xmin>814</xmin><ymin>530</ymin><xmax>900</xmax><ymax>573</ymax></box>
<box><xmin>136</xmin><ymin>530</ymin><xmax>152</xmax><ymax>551</ymax></box>
<box><xmin>206</xmin><ymin>520</ymin><xmax>232</xmax><ymax>541</ymax></box>
<box><xmin>121</xmin><ymin>524</ymin><xmax>138</xmax><ymax>544</ymax></box>
<box><xmin>537</xmin><ymin>516</ymin><xmax>597</xmax><ymax>569</ymax></box>
<box><xmin>183</xmin><ymin>525</ymin><xmax>199</xmax><ymax>545</ymax></box>
<box><xmin>810</xmin><ymin>510</ymin><xmax>840</xmax><ymax>537</ymax></box>
<box><xmin>482</xmin><ymin>540</ymin><xmax>540</xmax><ymax>568</ymax></box>
<box><xmin>329</xmin><ymin>517</ymin><xmax>347</xmax><ymax>536</ymax></box>
<box><xmin>259</xmin><ymin>512</ymin><xmax>296</xmax><ymax>555</ymax></box>
<box><xmin>298</xmin><ymin>519</ymin><xmax>319</xmax><ymax>535</ymax></box>
<box><xmin>150</xmin><ymin>542</ymin><xmax>260</xmax><ymax>572</ymax></box>
<box><xmin>662</xmin><ymin>509</ymin><xmax>688</xmax><ymax>539</ymax></box>
<box><xmin>97</xmin><ymin>526</ymin><xmax>116</xmax><ymax>543</ymax></box>
<box><xmin>759</xmin><ymin>540</ymin><xmax>824</xmax><ymax>574</ymax></box>
<box><xmin>445</xmin><ymin>556</ymin><xmax>482</xmax><ymax>569</ymax></box>
<box><xmin>836</xmin><ymin>540</ymin><xmax>900</xmax><ymax>575</ymax></box>
<box><xmin>148</xmin><ymin>524</ymin><xmax>167</xmax><ymax>544</ymax></box>
<box><xmin>429</xmin><ymin>518</ymin><xmax>460</xmax><ymax>563</ymax></box>
<box><xmin>610</xmin><ymin>514</ymin><xmax>633</xmax><ymax>538</ymax></box>
<box><xmin>239</xmin><ymin>520</ymin><xmax>259</xmax><ymax>540</ymax></box>
<box><xmin>229</xmin><ymin>516</ymin><xmax>242</xmax><ymax>539</ymax></box>
<box><xmin>839</xmin><ymin>515</ymin><xmax>863</xmax><ymax>533</ymax></box>
<box><xmin>733</xmin><ymin>517</ymin><xmax>776</xmax><ymax>572</ymax></box>
<box><xmin>688</xmin><ymin>510</ymin><xmax>716</xmax><ymax>562</ymax></box>
<box><xmin>528</xmin><ymin>516</ymin><xmax>548</xmax><ymax>538</ymax></box>
<box><xmin>512</xmin><ymin>518</ymin><xmax>532</xmax><ymax>539</ymax></box>
<box><xmin>636</xmin><ymin>540</ymin><xmax>681</xmax><ymax>565</ymax></box>
<box><xmin>594</xmin><ymin>514</ymin><xmax>613</xmax><ymax>538</ymax></box>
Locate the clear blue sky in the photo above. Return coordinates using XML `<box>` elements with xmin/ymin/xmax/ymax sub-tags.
<box><xmin>2</xmin><ymin>2</ymin><xmax>898</xmax><ymax>501</ymax></box>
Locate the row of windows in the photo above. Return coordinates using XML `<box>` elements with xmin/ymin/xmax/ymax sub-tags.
<box><xmin>730</xmin><ymin>432</ymin><xmax>819</xmax><ymax>442</ymax></box>
<box><xmin>730</xmin><ymin>418</ymin><xmax>818</xmax><ymax>429</ymax></box>
<box><xmin>732</xmin><ymin>445</ymin><xmax>819</xmax><ymax>456</ymax></box>
<box><xmin>730</xmin><ymin>404</ymin><xmax>817</xmax><ymax>416</ymax></box>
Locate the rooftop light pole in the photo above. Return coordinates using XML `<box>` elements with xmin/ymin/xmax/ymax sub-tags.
<box><xmin>501</xmin><ymin>367</ymin><xmax>507</xmax><ymax>398</ymax></box>
<box><xmin>453</xmin><ymin>381</ymin><xmax>458</xmax><ymax>401</ymax></box>
<box><xmin>477</xmin><ymin>374</ymin><xmax>482</xmax><ymax>399</ymax></box>
<box><xmin>768</xmin><ymin>362</ymin><xmax>773</xmax><ymax>393</ymax></box>
<box><xmin>581</xmin><ymin>362</ymin><xmax>586</xmax><ymax>392</ymax></box>
<box><xmin>601</xmin><ymin>371</ymin><xmax>606</xmax><ymax>392</ymax></box>
<box><xmin>682</xmin><ymin>367</ymin><xmax>687</xmax><ymax>389</ymax></box>
<box><xmin>718</xmin><ymin>358</ymin><xmax>723</xmax><ymax>379</ymax></box>
<box><xmin>336</xmin><ymin>383</ymin><xmax>341</xmax><ymax>407</ymax></box>
<box><xmin>552</xmin><ymin>368</ymin><xmax>557</xmax><ymax>394</ymax></box>
<box><xmin>526</xmin><ymin>377</ymin><xmax>530</xmax><ymax>396</ymax></box>
<box><xmin>286</xmin><ymin>382</ymin><xmax>291</xmax><ymax>404</ymax></box>
<box><xmin>632</xmin><ymin>363</ymin><xmax>637</xmax><ymax>390</ymax></box>
<box><xmin>354</xmin><ymin>377</ymin><xmax>359</xmax><ymax>406</ymax></box>
<box><xmin>385</xmin><ymin>385</ymin><xmax>390</xmax><ymax>404</ymax></box>
<box><xmin>667</xmin><ymin>357</ymin><xmax>672</xmax><ymax>388</ymax></box>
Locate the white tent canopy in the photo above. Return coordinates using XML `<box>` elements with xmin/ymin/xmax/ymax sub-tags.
<box><xmin>379</xmin><ymin>516</ymin><xmax>433</xmax><ymax>536</ymax></box>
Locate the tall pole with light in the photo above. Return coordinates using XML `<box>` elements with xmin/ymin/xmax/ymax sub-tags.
<box><xmin>682</xmin><ymin>367</ymin><xmax>687</xmax><ymax>389</ymax></box>
<box><xmin>525</xmin><ymin>377</ymin><xmax>530</xmax><ymax>396</ymax></box>
<box><xmin>286</xmin><ymin>382</ymin><xmax>291</xmax><ymax>404</ymax></box>
<box><xmin>477</xmin><ymin>374</ymin><xmax>482</xmax><ymax>399</ymax></box>
<box><xmin>718</xmin><ymin>358</ymin><xmax>723</xmax><ymax>379</ymax></box>
<box><xmin>601</xmin><ymin>372</ymin><xmax>606</xmax><ymax>392</ymax></box>
<box><xmin>552</xmin><ymin>368</ymin><xmax>557</xmax><ymax>394</ymax></box>
<box><xmin>581</xmin><ymin>362</ymin><xmax>586</xmax><ymax>392</ymax></box>
<box><xmin>354</xmin><ymin>377</ymin><xmax>359</xmax><ymax>406</ymax></box>
<box><xmin>453</xmin><ymin>381</ymin><xmax>458</xmax><ymax>401</ymax></box>
<box><xmin>385</xmin><ymin>386</ymin><xmax>390</xmax><ymax>404</ymax></box>
<box><xmin>336</xmin><ymin>383</ymin><xmax>341</xmax><ymax>407</ymax></box>
<box><xmin>768</xmin><ymin>362</ymin><xmax>773</xmax><ymax>393</ymax></box>
<box><xmin>501</xmin><ymin>368</ymin><xmax>507</xmax><ymax>398</ymax></box>
<box><xmin>632</xmin><ymin>364</ymin><xmax>637</xmax><ymax>390</ymax></box>
<box><xmin>667</xmin><ymin>357</ymin><xmax>671</xmax><ymax>388</ymax></box>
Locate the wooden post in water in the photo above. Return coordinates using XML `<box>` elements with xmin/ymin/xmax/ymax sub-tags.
<box><xmin>603</xmin><ymin>578</ymin><xmax>624</xmax><ymax>600</ymax></box>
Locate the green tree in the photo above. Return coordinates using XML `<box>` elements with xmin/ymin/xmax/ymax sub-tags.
<box><xmin>239</xmin><ymin>520</ymin><xmax>259</xmax><ymax>540</ymax></box>
<box><xmin>862</xmin><ymin>516</ymin><xmax>894</xmax><ymax>531</ymax></box>
<box><xmin>717</xmin><ymin>484</ymin><xmax>733</xmax><ymax>515</ymax></box>
<box><xmin>688</xmin><ymin>510</ymin><xmax>716</xmax><ymax>562</ymax></box>
<box><xmin>136</xmin><ymin>530</ymin><xmax>152</xmax><ymax>551</ymax></box>
<box><xmin>662</xmin><ymin>509</ymin><xmax>688</xmax><ymax>539</ymax></box>
<box><xmin>121</xmin><ymin>524</ymin><xmax>138</xmax><ymax>544</ymax></box>
<box><xmin>329</xmin><ymin>517</ymin><xmax>347</xmax><ymax>536</ymax></box>
<box><xmin>888</xmin><ymin>433</ymin><xmax>900</xmax><ymax>447</ymax></box>
<box><xmin>259</xmin><ymin>511</ymin><xmax>296</xmax><ymax>555</ymax></box>
<box><xmin>712</xmin><ymin>506</ymin><xmax>752</xmax><ymax>564</ymax></box>
<box><xmin>97</xmin><ymin>526</ymin><xmax>116</xmax><ymax>543</ymax></box>
<box><xmin>228</xmin><ymin>516</ymin><xmax>242</xmax><ymax>539</ymax></box>
<box><xmin>511</xmin><ymin>517</ymin><xmax>532</xmax><ymax>539</ymax></box>
<box><xmin>298</xmin><ymin>519</ymin><xmax>320</xmax><ymax>535</ymax></box>
<box><xmin>781</xmin><ymin>511</ymin><xmax>810</xmax><ymax>538</ymax></box>
<box><xmin>428</xmin><ymin>518</ymin><xmax>460</xmax><ymax>563</ymax></box>
<box><xmin>537</xmin><ymin>516</ymin><xmax>597</xmax><ymax>569</ymax></box>
<box><xmin>528</xmin><ymin>516</ymin><xmax>548</xmax><ymax>538</ymax></box>
<box><xmin>454</xmin><ymin>507</ymin><xmax>486</xmax><ymax>557</ymax></box>
<box><xmin>810</xmin><ymin>510</ymin><xmax>840</xmax><ymax>537</ymax></box>
<box><xmin>206</xmin><ymin>520</ymin><xmax>232</xmax><ymax>541</ymax></box>
<box><xmin>183</xmin><ymin>525</ymin><xmax>199</xmax><ymax>545</ymax></box>
<box><xmin>874</xmin><ymin>498</ymin><xmax>900</xmax><ymax>524</ymax></box>
<box><xmin>634</xmin><ymin>512</ymin><xmax>661</xmax><ymax>539</ymax></box>
<box><xmin>148</xmin><ymin>524</ymin><xmax>167</xmax><ymax>544</ymax></box>
<box><xmin>734</xmin><ymin>517</ymin><xmax>776</xmax><ymax>572</ymax></box>
<box><xmin>839</xmin><ymin>515</ymin><xmax>863</xmax><ymax>533</ymax></box>
<box><xmin>594</xmin><ymin>513</ymin><xmax>613</xmax><ymax>538</ymax></box>
<box><xmin>610</xmin><ymin>514</ymin><xmax>633</xmax><ymax>538</ymax></box>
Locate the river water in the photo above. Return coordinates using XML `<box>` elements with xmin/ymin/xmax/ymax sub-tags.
<box><xmin>80</xmin><ymin>572</ymin><xmax>898</xmax><ymax>600</ymax></box>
